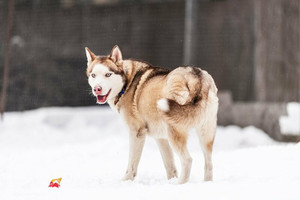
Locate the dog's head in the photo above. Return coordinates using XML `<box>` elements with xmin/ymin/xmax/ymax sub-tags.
<box><xmin>85</xmin><ymin>45</ymin><xmax>126</xmax><ymax>104</ymax></box>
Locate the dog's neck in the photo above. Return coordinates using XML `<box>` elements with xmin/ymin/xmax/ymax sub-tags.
<box><xmin>108</xmin><ymin>59</ymin><xmax>150</xmax><ymax>110</ymax></box>
<box><xmin>113</xmin><ymin>83</ymin><xmax>127</xmax><ymax>106</ymax></box>
<box><xmin>122</xmin><ymin>59</ymin><xmax>149</xmax><ymax>83</ymax></box>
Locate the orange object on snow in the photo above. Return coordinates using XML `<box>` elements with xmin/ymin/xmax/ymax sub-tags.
<box><xmin>49</xmin><ymin>178</ymin><xmax>62</xmax><ymax>188</ymax></box>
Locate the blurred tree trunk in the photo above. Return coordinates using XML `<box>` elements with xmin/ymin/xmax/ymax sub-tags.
<box><xmin>183</xmin><ymin>0</ymin><xmax>196</xmax><ymax>65</ymax></box>
<box><xmin>183</xmin><ymin>0</ymin><xmax>209</xmax><ymax>65</ymax></box>
<box><xmin>0</xmin><ymin>0</ymin><xmax>14</xmax><ymax>119</ymax></box>
<box><xmin>254</xmin><ymin>0</ymin><xmax>300</xmax><ymax>102</ymax></box>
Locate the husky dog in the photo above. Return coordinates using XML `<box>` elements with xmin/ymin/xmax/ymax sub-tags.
<box><xmin>85</xmin><ymin>45</ymin><xmax>218</xmax><ymax>184</ymax></box>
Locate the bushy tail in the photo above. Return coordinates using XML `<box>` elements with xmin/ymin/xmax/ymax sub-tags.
<box><xmin>157</xmin><ymin>67</ymin><xmax>218</xmax><ymax>114</ymax></box>
<box><xmin>164</xmin><ymin>67</ymin><xmax>202</xmax><ymax>106</ymax></box>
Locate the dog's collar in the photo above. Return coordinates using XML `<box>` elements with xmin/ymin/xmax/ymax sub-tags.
<box><xmin>119</xmin><ymin>83</ymin><xmax>127</xmax><ymax>95</ymax></box>
<box><xmin>114</xmin><ymin>84</ymin><xmax>127</xmax><ymax>105</ymax></box>
<box><xmin>119</xmin><ymin>87</ymin><xmax>126</xmax><ymax>95</ymax></box>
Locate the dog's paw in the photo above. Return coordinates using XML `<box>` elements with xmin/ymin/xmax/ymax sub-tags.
<box><xmin>177</xmin><ymin>177</ymin><xmax>189</xmax><ymax>184</ymax></box>
<box><xmin>121</xmin><ymin>172</ymin><xmax>136</xmax><ymax>181</ymax></box>
<box><xmin>167</xmin><ymin>168</ymin><xmax>178</xmax><ymax>180</ymax></box>
<box><xmin>204</xmin><ymin>173</ymin><xmax>213</xmax><ymax>182</ymax></box>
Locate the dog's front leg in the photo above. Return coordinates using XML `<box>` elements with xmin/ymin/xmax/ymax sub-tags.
<box><xmin>122</xmin><ymin>129</ymin><xmax>146</xmax><ymax>181</ymax></box>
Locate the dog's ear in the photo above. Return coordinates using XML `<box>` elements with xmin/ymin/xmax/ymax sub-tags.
<box><xmin>110</xmin><ymin>45</ymin><xmax>123</xmax><ymax>64</ymax></box>
<box><xmin>85</xmin><ymin>47</ymin><xmax>96</xmax><ymax>66</ymax></box>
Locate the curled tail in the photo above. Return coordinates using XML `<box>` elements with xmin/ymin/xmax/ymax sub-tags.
<box><xmin>157</xmin><ymin>66</ymin><xmax>218</xmax><ymax>115</ymax></box>
<box><xmin>162</xmin><ymin>67</ymin><xmax>204</xmax><ymax>106</ymax></box>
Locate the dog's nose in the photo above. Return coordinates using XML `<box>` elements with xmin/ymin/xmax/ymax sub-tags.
<box><xmin>93</xmin><ymin>86</ymin><xmax>102</xmax><ymax>94</ymax></box>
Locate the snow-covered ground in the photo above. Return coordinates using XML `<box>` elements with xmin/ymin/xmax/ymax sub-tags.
<box><xmin>0</xmin><ymin>106</ymin><xmax>300</xmax><ymax>200</ymax></box>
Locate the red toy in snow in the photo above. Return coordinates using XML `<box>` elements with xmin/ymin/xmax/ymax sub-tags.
<box><xmin>49</xmin><ymin>178</ymin><xmax>62</xmax><ymax>188</ymax></box>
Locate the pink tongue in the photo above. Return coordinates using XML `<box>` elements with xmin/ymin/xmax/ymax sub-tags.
<box><xmin>97</xmin><ymin>95</ymin><xmax>107</xmax><ymax>103</ymax></box>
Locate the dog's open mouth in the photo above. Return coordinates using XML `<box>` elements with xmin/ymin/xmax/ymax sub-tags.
<box><xmin>96</xmin><ymin>89</ymin><xmax>111</xmax><ymax>104</ymax></box>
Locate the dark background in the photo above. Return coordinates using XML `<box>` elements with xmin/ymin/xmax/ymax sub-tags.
<box><xmin>0</xmin><ymin>0</ymin><xmax>299</xmax><ymax>111</ymax></box>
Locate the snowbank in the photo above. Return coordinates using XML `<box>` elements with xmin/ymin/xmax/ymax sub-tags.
<box><xmin>280</xmin><ymin>102</ymin><xmax>300</xmax><ymax>135</ymax></box>
<box><xmin>0</xmin><ymin>107</ymin><xmax>299</xmax><ymax>200</ymax></box>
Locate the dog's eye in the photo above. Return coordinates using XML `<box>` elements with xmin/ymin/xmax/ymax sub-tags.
<box><xmin>105</xmin><ymin>73</ymin><xmax>112</xmax><ymax>77</ymax></box>
<box><xmin>91</xmin><ymin>73</ymin><xmax>96</xmax><ymax>78</ymax></box>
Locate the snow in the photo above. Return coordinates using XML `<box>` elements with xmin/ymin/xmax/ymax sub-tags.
<box><xmin>280</xmin><ymin>102</ymin><xmax>300</xmax><ymax>135</ymax></box>
<box><xmin>1</xmin><ymin>106</ymin><xmax>300</xmax><ymax>200</ymax></box>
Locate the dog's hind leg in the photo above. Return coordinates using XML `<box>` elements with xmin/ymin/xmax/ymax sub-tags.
<box><xmin>156</xmin><ymin>139</ymin><xmax>177</xmax><ymax>179</ymax></box>
<box><xmin>122</xmin><ymin>129</ymin><xmax>146</xmax><ymax>181</ymax></box>
<box><xmin>196</xmin><ymin>118</ymin><xmax>216</xmax><ymax>181</ymax></box>
<box><xmin>167</xmin><ymin>127</ymin><xmax>192</xmax><ymax>184</ymax></box>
